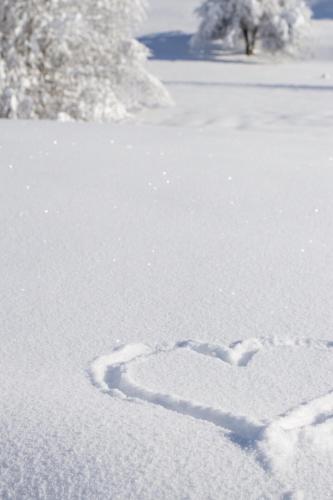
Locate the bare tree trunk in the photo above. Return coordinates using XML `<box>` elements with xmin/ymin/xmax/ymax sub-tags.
<box><xmin>242</xmin><ymin>27</ymin><xmax>252</xmax><ymax>55</ymax></box>
<box><xmin>242</xmin><ymin>27</ymin><xmax>258</xmax><ymax>55</ymax></box>
<box><xmin>250</xmin><ymin>27</ymin><xmax>258</xmax><ymax>55</ymax></box>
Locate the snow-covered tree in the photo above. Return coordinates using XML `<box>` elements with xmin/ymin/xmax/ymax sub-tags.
<box><xmin>191</xmin><ymin>0</ymin><xmax>312</xmax><ymax>56</ymax></box>
<box><xmin>0</xmin><ymin>0</ymin><xmax>171</xmax><ymax>121</ymax></box>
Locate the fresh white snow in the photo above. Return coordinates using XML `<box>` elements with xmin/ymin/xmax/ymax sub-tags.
<box><xmin>90</xmin><ymin>337</ymin><xmax>333</xmax><ymax>479</ymax></box>
<box><xmin>1</xmin><ymin>0</ymin><xmax>333</xmax><ymax>499</ymax></box>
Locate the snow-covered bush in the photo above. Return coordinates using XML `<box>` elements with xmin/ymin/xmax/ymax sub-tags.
<box><xmin>191</xmin><ymin>0</ymin><xmax>312</xmax><ymax>56</ymax></box>
<box><xmin>0</xmin><ymin>0</ymin><xmax>171</xmax><ymax>121</ymax></box>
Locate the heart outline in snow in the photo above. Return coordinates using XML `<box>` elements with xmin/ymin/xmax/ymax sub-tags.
<box><xmin>89</xmin><ymin>337</ymin><xmax>333</xmax><ymax>473</ymax></box>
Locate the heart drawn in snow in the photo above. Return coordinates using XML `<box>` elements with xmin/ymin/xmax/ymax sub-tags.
<box><xmin>89</xmin><ymin>337</ymin><xmax>333</xmax><ymax>473</ymax></box>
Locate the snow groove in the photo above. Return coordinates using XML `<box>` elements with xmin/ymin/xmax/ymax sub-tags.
<box><xmin>258</xmin><ymin>390</ymin><xmax>333</xmax><ymax>471</ymax></box>
<box><xmin>176</xmin><ymin>338</ymin><xmax>262</xmax><ymax>366</ymax></box>
<box><xmin>107</xmin><ymin>362</ymin><xmax>264</xmax><ymax>443</ymax></box>
<box><xmin>90</xmin><ymin>337</ymin><xmax>333</xmax><ymax>472</ymax></box>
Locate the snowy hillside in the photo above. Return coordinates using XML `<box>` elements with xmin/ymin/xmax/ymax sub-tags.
<box><xmin>1</xmin><ymin>1</ymin><xmax>333</xmax><ymax>499</ymax></box>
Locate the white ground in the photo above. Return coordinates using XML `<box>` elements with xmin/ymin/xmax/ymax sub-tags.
<box><xmin>1</xmin><ymin>1</ymin><xmax>333</xmax><ymax>499</ymax></box>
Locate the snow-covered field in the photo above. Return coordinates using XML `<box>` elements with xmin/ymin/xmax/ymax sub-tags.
<box><xmin>1</xmin><ymin>1</ymin><xmax>333</xmax><ymax>499</ymax></box>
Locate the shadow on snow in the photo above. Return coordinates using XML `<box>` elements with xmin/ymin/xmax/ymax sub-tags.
<box><xmin>312</xmin><ymin>0</ymin><xmax>333</xmax><ymax>19</ymax></box>
<box><xmin>139</xmin><ymin>31</ymin><xmax>257</xmax><ymax>64</ymax></box>
<box><xmin>164</xmin><ymin>80</ymin><xmax>333</xmax><ymax>92</ymax></box>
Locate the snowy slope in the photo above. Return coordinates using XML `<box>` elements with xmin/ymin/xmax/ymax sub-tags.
<box><xmin>139</xmin><ymin>0</ymin><xmax>333</xmax><ymax>130</ymax></box>
<box><xmin>1</xmin><ymin>1</ymin><xmax>333</xmax><ymax>499</ymax></box>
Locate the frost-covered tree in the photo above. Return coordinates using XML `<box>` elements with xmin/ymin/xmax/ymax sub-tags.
<box><xmin>0</xmin><ymin>0</ymin><xmax>171</xmax><ymax>121</ymax></box>
<box><xmin>191</xmin><ymin>0</ymin><xmax>312</xmax><ymax>56</ymax></box>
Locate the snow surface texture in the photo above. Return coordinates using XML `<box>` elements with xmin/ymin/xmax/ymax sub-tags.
<box><xmin>90</xmin><ymin>338</ymin><xmax>333</xmax><ymax>475</ymax></box>
<box><xmin>1</xmin><ymin>0</ymin><xmax>333</xmax><ymax>499</ymax></box>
